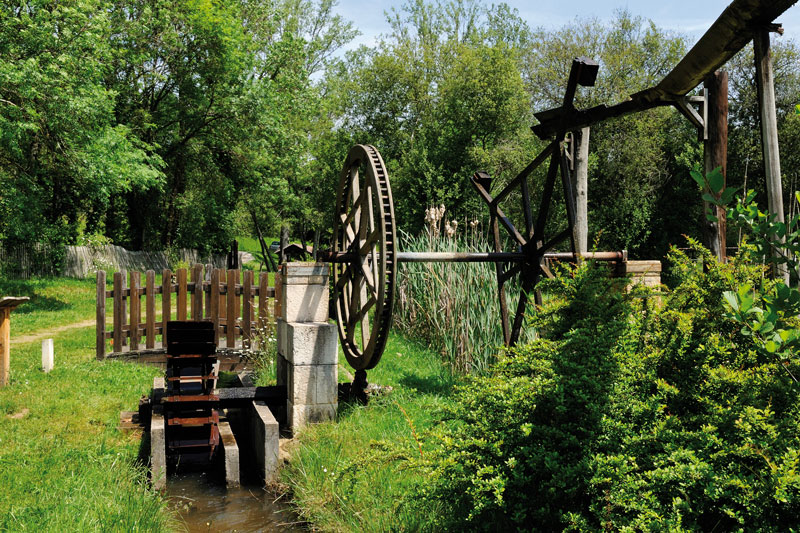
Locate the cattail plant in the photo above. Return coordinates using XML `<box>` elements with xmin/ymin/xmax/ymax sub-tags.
<box><xmin>395</xmin><ymin>210</ymin><xmax>535</xmax><ymax>374</ymax></box>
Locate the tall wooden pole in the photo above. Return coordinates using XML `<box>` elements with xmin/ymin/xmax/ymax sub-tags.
<box><xmin>754</xmin><ymin>27</ymin><xmax>789</xmax><ymax>283</ymax></box>
<box><xmin>0</xmin><ymin>308</ymin><xmax>10</xmax><ymax>387</ymax></box>
<box><xmin>572</xmin><ymin>127</ymin><xmax>590</xmax><ymax>253</ymax></box>
<box><xmin>703</xmin><ymin>70</ymin><xmax>728</xmax><ymax>263</ymax></box>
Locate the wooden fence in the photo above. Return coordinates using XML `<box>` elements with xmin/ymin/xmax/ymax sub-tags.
<box><xmin>96</xmin><ymin>264</ymin><xmax>279</xmax><ymax>359</ymax></box>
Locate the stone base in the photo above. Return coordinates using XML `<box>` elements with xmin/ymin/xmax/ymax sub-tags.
<box><xmin>288</xmin><ymin>363</ymin><xmax>338</xmax><ymax>405</ymax></box>
<box><xmin>251</xmin><ymin>401</ymin><xmax>280</xmax><ymax>484</ymax></box>
<box><xmin>288</xmin><ymin>400</ymin><xmax>336</xmax><ymax>430</ymax></box>
<box><xmin>150</xmin><ymin>378</ymin><xmax>166</xmax><ymax>490</ymax></box>
<box><xmin>219</xmin><ymin>418</ymin><xmax>240</xmax><ymax>488</ymax></box>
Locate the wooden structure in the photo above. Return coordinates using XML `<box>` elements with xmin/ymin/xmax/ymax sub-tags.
<box><xmin>0</xmin><ymin>296</ymin><xmax>29</xmax><ymax>387</ymax></box>
<box><xmin>96</xmin><ymin>265</ymin><xmax>278</xmax><ymax>359</ymax></box>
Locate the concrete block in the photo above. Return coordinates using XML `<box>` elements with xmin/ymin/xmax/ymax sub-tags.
<box><xmin>288</xmin><ymin>364</ymin><xmax>338</xmax><ymax>405</ymax></box>
<box><xmin>280</xmin><ymin>283</ymin><xmax>329</xmax><ymax>323</ymax></box>
<box><xmin>219</xmin><ymin>419</ymin><xmax>240</xmax><ymax>488</ymax></box>
<box><xmin>41</xmin><ymin>338</ymin><xmax>53</xmax><ymax>373</ymax></box>
<box><xmin>288</xmin><ymin>399</ymin><xmax>336</xmax><ymax>432</ymax></box>
<box><xmin>150</xmin><ymin>406</ymin><xmax>166</xmax><ymax>490</ymax></box>
<box><xmin>251</xmin><ymin>401</ymin><xmax>280</xmax><ymax>484</ymax></box>
<box><xmin>284</xmin><ymin>322</ymin><xmax>337</xmax><ymax>365</ymax></box>
<box><xmin>282</xmin><ymin>263</ymin><xmax>329</xmax><ymax>281</ymax></box>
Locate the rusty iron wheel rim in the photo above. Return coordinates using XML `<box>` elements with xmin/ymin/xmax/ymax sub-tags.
<box><xmin>331</xmin><ymin>145</ymin><xmax>396</xmax><ymax>371</ymax></box>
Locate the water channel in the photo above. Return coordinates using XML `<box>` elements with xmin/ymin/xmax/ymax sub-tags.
<box><xmin>167</xmin><ymin>472</ymin><xmax>303</xmax><ymax>532</ymax></box>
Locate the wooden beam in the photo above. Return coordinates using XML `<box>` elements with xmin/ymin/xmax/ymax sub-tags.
<box><xmin>533</xmin><ymin>0</ymin><xmax>797</xmax><ymax>139</ymax></box>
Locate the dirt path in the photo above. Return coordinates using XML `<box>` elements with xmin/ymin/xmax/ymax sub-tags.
<box><xmin>11</xmin><ymin>319</ymin><xmax>96</xmax><ymax>346</ymax></box>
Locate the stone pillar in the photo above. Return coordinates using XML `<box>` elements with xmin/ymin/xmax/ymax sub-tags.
<box><xmin>275</xmin><ymin>263</ymin><xmax>337</xmax><ymax>434</ymax></box>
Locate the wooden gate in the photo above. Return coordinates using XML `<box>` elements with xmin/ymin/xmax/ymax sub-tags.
<box><xmin>96</xmin><ymin>264</ymin><xmax>279</xmax><ymax>359</ymax></box>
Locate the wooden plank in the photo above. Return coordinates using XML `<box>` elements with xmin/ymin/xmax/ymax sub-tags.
<box><xmin>162</xmin><ymin>268</ymin><xmax>171</xmax><ymax>346</ymax></box>
<box><xmin>242</xmin><ymin>270</ymin><xmax>253</xmax><ymax>344</ymax></box>
<box><xmin>204</xmin><ymin>265</ymin><xmax>213</xmax><ymax>319</ymax></box>
<box><xmin>113</xmin><ymin>272</ymin><xmax>124</xmax><ymax>353</ymax></box>
<box><xmin>219</xmin><ymin>269</ymin><xmax>227</xmax><ymax>320</ymax></box>
<box><xmin>121</xmin><ymin>274</ymin><xmax>127</xmax><ymax>346</ymax></box>
<box><xmin>129</xmin><ymin>271</ymin><xmax>141</xmax><ymax>350</ymax></box>
<box><xmin>258</xmin><ymin>272</ymin><xmax>268</xmax><ymax>327</ymax></box>
<box><xmin>210</xmin><ymin>268</ymin><xmax>220</xmax><ymax>346</ymax></box>
<box><xmin>96</xmin><ymin>270</ymin><xmax>106</xmax><ymax>360</ymax></box>
<box><xmin>145</xmin><ymin>270</ymin><xmax>156</xmax><ymax>349</ymax></box>
<box><xmin>177</xmin><ymin>268</ymin><xmax>187</xmax><ymax>321</ymax></box>
<box><xmin>227</xmin><ymin>269</ymin><xmax>238</xmax><ymax>348</ymax></box>
<box><xmin>191</xmin><ymin>263</ymin><xmax>203</xmax><ymax>320</ymax></box>
<box><xmin>0</xmin><ymin>308</ymin><xmax>9</xmax><ymax>387</ymax></box>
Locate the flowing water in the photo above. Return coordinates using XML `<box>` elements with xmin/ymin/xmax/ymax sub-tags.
<box><xmin>167</xmin><ymin>472</ymin><xmax>303</xmax><ymax>532</ymax></box>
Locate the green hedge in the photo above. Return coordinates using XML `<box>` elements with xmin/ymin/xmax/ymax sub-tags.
<box><xmin>408</xmin><ymin>244</ymin><xmax>800</xmax><ymax>530</ymax></box>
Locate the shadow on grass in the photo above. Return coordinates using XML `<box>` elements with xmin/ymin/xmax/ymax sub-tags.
<box><xmin>397</xmin><ymin>372</ymin><xmax>453</xmax><ymax>396</ymax></box>
<box><xmin>0</xmin><ymin>279</ymin><xmax>73</xmax><ymax>314</ymax></box>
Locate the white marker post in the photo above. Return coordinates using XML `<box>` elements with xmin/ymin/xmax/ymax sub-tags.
<box><xmin>42</xmin><ymin>339</ymin><xmax>54</xmax><ymax>373</ymax></box>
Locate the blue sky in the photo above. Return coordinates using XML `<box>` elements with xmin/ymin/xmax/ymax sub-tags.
<box><xmin>331</xmin><ymin>1</ymin><xmax>800</xmax><ymax>52</ymax></box>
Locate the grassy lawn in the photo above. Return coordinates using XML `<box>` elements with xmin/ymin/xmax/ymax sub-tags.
<box><xmin>281</xmin><ymin>333</ymin><xmax>457</xmax><ymax>532</ymax></box>
<box><xmin>0</xmin><ymin>274</ymin><xmax>457</xmax><ymax>531</ymax></box>
<box><xmin>0</xmin><ymin>278</ymin><xmax>173</xmax><ymax>531</ymax></box>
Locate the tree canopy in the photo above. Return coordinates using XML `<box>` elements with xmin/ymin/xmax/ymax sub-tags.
<box><xmin>2</xmin><ymin>0</ymin><xmax>799</xmax><ymax>261</ymax></box>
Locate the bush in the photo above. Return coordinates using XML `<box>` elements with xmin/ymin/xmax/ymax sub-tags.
<box><xmin>408</xmin><ymin>243</ymin><xmax>800</xmax><ymax>530</ymax></box>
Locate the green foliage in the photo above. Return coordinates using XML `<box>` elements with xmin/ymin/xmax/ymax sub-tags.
<box><xmin>407</xmin><ymin>248</ymin><xmax>800</xmax><ymax>530</ymax></box>
<box><xmin>395</xmin><ymin>220</ymin><xmax>535</xmax><ymax>374</ymax></box>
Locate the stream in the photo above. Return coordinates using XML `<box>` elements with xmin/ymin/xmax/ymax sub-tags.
<box><xmin>167</xmin><ymin>472</ymin><xmax>303</xmax><ymax>532</ymax></box>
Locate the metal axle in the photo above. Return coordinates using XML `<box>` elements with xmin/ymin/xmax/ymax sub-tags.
<box><xmin>320</xmin><ymin>250</ymin><xmax>626</xmax><ymax>263</ymax></box>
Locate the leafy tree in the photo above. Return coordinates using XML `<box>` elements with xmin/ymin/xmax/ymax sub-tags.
<box><xmin>0</xmin><ymin>0</ymin><xmax>162</xmax><ymax>249</ymax></box>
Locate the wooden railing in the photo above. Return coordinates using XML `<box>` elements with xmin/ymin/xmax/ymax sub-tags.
<box><xmin>96</xmin><ymin>264</ymin><xmax>279</xmax><ymax>359</ymax></box>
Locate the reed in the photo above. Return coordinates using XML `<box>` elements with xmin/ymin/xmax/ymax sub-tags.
<box><xmin>394</xmin><ymin>209</ymin><xmax>535</xmax><ymax>374</ymax></box>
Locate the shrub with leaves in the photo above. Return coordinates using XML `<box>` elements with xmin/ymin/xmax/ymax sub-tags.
<box><xmin>407</xmin><ymin>245</ymin><xmax>800</xmax><ymax>530</ymax></box>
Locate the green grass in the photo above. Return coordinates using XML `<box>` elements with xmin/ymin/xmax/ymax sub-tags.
<box><xmin>0</xmin><ymin>277</ymin><xmax>99</xmax><ymax>336</ymax></box>
<box><xmin>282</xmin><ymin>332</ymin><xmax>456</xmax><ymax>531</ymax></box>
<box><xmin>0</xmin><ymin>279</ymin><xmax>174</xmax><ymax>531</ymax></box>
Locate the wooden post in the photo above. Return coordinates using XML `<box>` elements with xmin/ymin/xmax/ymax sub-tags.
<box><xmin>162</xmin><ymin>268</ymin><xmax>172</xmax><ymax>347</ymax></box>
<box><xmin>258</xmin><ymin>272</ymin><xmax>268</xmax><ymax>327</ymax></box>
<box><xmin>96</xmin><ymin>270</ymin><xmax>106</xmax><ymax>360</ymax></box>
<box><xmin>0</xmin><ymin>298</ymin><xmax>29</xmax><ymax>386</ymax></box>
<box><xmin>191</xmin><ymin>263</ymin><xmax>203</xmax><ymax>320</ymax></box>
<box><xmin>243</xmin><ymin>270</ymin><xmax>253</xmax><ymax>345</ymax></box>
<box><xmin>113</xmin><ymin>272</ymin><xmax>124</xmax><ymax>353</ymax></box>
<box><xmin>219</xmin><ymin>268</ymin><xmax>227</xmax><ymax>321</ymax></box>
<box><xmin>572</xmin><ymin>127</ymin><xmax>589</xmax><ymax>253</ymax></box>
<box><xmin>145</xmin><ymin>270</ymin><xmax>155</xmax><ymax>349</ymax></box>
<box><xmin>703</xmin><ymin>70</ymin><xmax>728</xmax><ymax>263</ymax></box>
<box><xmin>204</xmin><ymin>264</ymin><xmax>213</xmax><ymax>318</ymax></box>
<box><xmin>129</xmin><ymin>271</ymin><xmax>140</xmax><ymax>350</ymax></box>
<box><xmin>0</xmin><ymin>308</ymin><xmax>9</xmax><ymax>386</ymax></box>
<box><xmin>177</xmin><ymin>268</ymin><xmax>187</xmax><ymax>321</ymax></box>
<box><xmin>210</xmin><ymin>268</ymin><xmax>220</xmax><ymax>346</ymax></box>
<box><xmin>227</xmin><ymin>269</ymin><xmax>238</xmax><ymax>349</ymax></box>
<box><xmin>754</xmin><ymin>27</ymin><xmax>789</xmax><ymax>282</ymax></box>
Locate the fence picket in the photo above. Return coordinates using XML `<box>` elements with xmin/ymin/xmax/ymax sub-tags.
<box><xmin>146</xmin><ymin>270</ymin><xmax>155</xmax><ymax>349</ymax></box>
<box><xmin>97</xmin><ymin>267</ymin><xmax>276</xmax><ymax>356</ymax></box>
<box><xmin>129</xmin><ymin>272</ymin><xmax>140</xmax><ymax>350</ymax></box>
<box><xmin>177</xmin><ymin>268</ymin><xmax>187</xmax><ymax>321</ymax></box>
